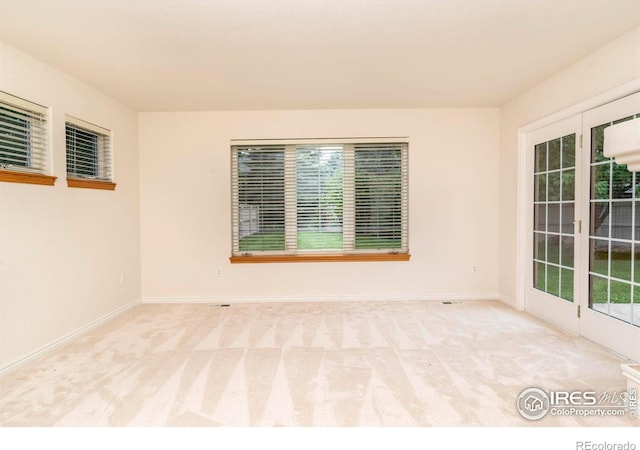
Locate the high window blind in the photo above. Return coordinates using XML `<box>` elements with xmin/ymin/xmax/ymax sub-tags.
<box><xmin>0</xmin><ymin>91</ymin><xmax>48</xmax><ymax>174</ymax></box>
<box><xmin>66</xmin><ymin>117</ymin><xmax>112</xmax><ymax>181</ymax></box>
<box><xmin>231</xmin><ymin>140</ymin><xmax>408</xmax><ymax>256</ymax></box>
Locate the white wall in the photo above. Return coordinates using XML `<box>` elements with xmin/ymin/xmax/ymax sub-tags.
<box><xmin>0</xmin><ymin>43</ymin><xmax>141</xmax><ymax>370</ymax></box>
<box><xmin>140</xmin><ymin>108</ymin><xmax>500</xmax><ymax>303</ymax></box>
<box><xmin>498</xmin><ymin>26</ymin><xmax>640</xmax><ymax>304</ymax></box>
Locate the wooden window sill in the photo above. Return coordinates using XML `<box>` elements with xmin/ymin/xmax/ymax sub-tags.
<box><xmin>0</xmin><ymin>170</ymin><xmax>57</xmax><ymax>186</ymax></box>
<box><xmin>230</xmin><ymin>253</ymin><xmax>411</xmax><ymax>263</ymax></box>
<box><xmin>67</xmin><ymin>178</ymin><xmax>116</xmax><ymax>190</ymax></box>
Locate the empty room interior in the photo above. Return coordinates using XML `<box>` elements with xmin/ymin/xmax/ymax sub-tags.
<box><xmin>2</xmin><ymin>0</ymin><xmax>640</xmax><ymax>432</ymax></box>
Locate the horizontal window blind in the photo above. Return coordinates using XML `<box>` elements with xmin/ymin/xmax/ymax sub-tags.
<box><xmin>66</xmin><ymin>117</ymin><xmax>112</xmax><ymax>181</ymax></box>
<box><xmin>296</xmin><ymin>145</ymin><xmax>344</xmax><ymax>250</ymax></box>
<box><xmin>231</xmin><ymin>140</ymin><xmax>408</xmax><ymax>256</ymax></box>
<box><xmin>232</xmin><ymin>146</ymin><xmax>287</xmax><ymax>253</ymax></box>
<box><xmin>0</xmin><ymin>92</ymin><xmax>48</xmax><ymax>174</ymax></box>
<box><xmin>352</xmin><ymin>143</ymin><xmax>408</xmax><ymax>250</ymax></box>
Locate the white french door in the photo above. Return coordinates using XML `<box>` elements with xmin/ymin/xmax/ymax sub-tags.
<box><xmin>526</xmin><ymin>92</ymin><xmax>640</xmax><ymax>362</ymax></box>
<box><xmin>527</xmin><ymin>115</ymin><xmax>582</xmax><ymax>335</ymax></box>
<box><xmin>579</xmin><ymin>92</ymin><xmax>640</xmax><ymax>362</ymax></box>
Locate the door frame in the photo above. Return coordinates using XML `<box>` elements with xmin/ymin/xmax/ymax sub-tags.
<box><xmin>516</xmin><ymin>78</ymin><xmax>640</xmax><ymax>314</ymax></box>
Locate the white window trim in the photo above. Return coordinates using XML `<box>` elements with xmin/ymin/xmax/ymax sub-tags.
<box><xmin>0</xmin><ymin>91</ymin><xmax>47</xmax><ymax>116</ymax></box>
<box><xmin>65</xmin><ymin>115</ymin><xmax>110</xmax><ymax>136</ymax></box>
<box><xmin>231</xmin><ymin>137</ymin><xmax>409</xmax><ymax>146</ymax></box>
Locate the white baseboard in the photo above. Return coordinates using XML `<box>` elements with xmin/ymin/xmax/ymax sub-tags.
<box><xmin>0</xmin><ymin>299</ymin><xmax>141</xmax><ymax>377</ymax></box>
<box><xmin>142</xmin><ymin>293</ymin><xmax>501</xmax><ymax>304</ymax></box>
<box><xmin>497</xmin><ymin>294</ymin><xmax>517</xmax><ymax>308</ymax></box>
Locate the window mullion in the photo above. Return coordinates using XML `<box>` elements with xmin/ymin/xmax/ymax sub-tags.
<box><xmin>231</xmin><ymin>148</ymin><xmax>240</xmax><ymax>255</ymax></box>
<box><xmin>343</xmin><ymin>144</ymin><xmax>355</xmax><ymax>251</ymax></box>
<box><xmin>401</xmin><ymin>144</ymin><xmax>409</xmax><ymax>251</ymax></box>
<box><xmin>284</xmin><ymin>144</ymin><xmax>298</xmax><ymax>253</ymax></box>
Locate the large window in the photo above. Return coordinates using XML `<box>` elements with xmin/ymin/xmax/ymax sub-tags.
<box><xmin>66</xmin><ymin>116</ymin><xmax>115</xmax><ymax>190</ymax></box>
<box><xmin>231</xmin><ymin>139</ymin><xmax>409</xmax><ymax>262</ymax></box>
<box><xmin>0</xmin><ymin>91</ymin><xmax>53</xmax><ymax>186</ymax></box>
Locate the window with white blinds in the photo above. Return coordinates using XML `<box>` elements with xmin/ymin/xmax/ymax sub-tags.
<box><xmin>66</xmin><ymin>117</ymin><xmax>112</xmax><ymax>181</ymax></box>
<box><xmin>231</xmin><ymin>139</ymin><xmax>408</xmax><ymax>258</ymax></box>
<box><xmin>0</xmin><ymin>91</ymin><xmax>48</xmax><ymax>174</ymax></box>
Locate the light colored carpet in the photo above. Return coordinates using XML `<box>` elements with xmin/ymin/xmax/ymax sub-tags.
<box><xmin>0</xmin><ymin>300</ymin><xmax>635</xmax><ymax>426</ymax></box>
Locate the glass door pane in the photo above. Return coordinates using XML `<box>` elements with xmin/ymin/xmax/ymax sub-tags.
<box><xmin>588</xmin><ymin>113</ymin><xmax>640</xmax><ymax>327</ymax></box>
<box><xmin>533</xmin><ymin>134</ymin><xmax>576</xmax><ymax>302</ymax></box>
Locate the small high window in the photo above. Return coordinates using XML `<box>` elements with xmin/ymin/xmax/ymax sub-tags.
<box><xmin>0</xmin><ymin>91</ymin><xmax>54</xmax><ymax>186</ymax></box>
<box><xmin>66</xmin><ymin>117</ymin><xmax>115</xmax><ymax>190</ymax></box>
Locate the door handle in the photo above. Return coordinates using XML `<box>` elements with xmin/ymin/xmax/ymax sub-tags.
<box><xmin>574</xmin><ymin>220</ymin><xmax>581</xmax><ymax>233</ymax></box>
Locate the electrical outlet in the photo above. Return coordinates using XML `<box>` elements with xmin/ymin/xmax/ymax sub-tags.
<box><xmin>217</xmin><ymin>268</ymin><xmax>223</xmax><ymax>276</ymax></box>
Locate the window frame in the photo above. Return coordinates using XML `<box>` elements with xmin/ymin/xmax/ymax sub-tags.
<box><xmin>230</xmin><ymin>138</ymin><xmax>410</xmax><ymax>263</ymax></box>
<box><xmin>65</xmin><ymin>116</ymin><xmax>115</xmax><ymax>190</ymax></box>
<box><xmin>0</xmin><ymin>91</ymin><xmax>55</xmax><ymax>186</ymax></box>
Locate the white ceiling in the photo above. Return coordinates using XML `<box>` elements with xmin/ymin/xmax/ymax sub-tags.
<box><xmin>1</xmin><ymin>0</ymin><xmax>639</xmax><ymax>111</ymax></box>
